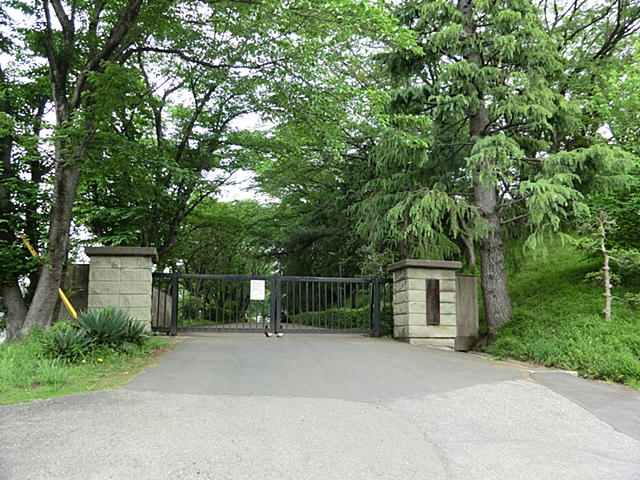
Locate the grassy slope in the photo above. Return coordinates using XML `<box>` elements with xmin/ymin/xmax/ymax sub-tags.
<box><xmin>488</xmin><ymin>242</ymin><xmax>640</xmax><ymax>387</ymax></box>
<box><xmin>0</xmin><ymin>335</ymin><xmax>174</xmax><ymax>405</ymax></box>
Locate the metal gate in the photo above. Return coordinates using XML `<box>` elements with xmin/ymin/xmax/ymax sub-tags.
<box><xmin>151</xmin><ymin>274</ymin><xmax>393</xmax><ymax>336</ymax></box>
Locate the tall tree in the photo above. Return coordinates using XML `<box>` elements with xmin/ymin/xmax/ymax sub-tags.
<box><xmin>249</xmin><ymin>3</ymin><xmax>403</xmax><ymax>277</ymax></box>
<box><xmin>0</xmin><ymin>4</ymin><xmax>54</xmax><ymax>341</ymax></box>
<box><xmin>366</xmin><ymin>0</ymin><xmax>635</xmax><ymax>337</ymax></box>
<box><xmin>584</xmin><ymin>39</ymin><xmax>640</xmax><ymax>252</ymax></box>
<box><xmin>9</xmin><ymin>0</ymin><xmax>162</xmax><ymax>338</ymax></box>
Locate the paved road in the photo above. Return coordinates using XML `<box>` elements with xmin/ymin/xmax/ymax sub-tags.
<box><xmin>1</xmin><ymin>334</ymin><xmax>639</xmax><ymax>479</ymax></box>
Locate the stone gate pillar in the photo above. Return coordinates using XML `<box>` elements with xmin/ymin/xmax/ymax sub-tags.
<box><xmin>85</xmin><ymin>247</ymin><xmax>158</xmax><ymax>329</ymax></box>
<box><xmin>388</xmin><ymin>259</ymin><xmax>462</xmax><ymax>348</ymax></box>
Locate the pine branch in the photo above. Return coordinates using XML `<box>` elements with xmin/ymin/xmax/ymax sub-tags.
<box><xmin>500</xmin><ymin>213</ymin><xmax>530</xmax><ymax>225</ymax></box>
<box><xmin>500</xmin><ymin>195</ymin><xmax>530</xmax><ymax>210</ymax></box>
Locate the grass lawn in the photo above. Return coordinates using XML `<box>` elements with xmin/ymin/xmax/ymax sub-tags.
<box><xmin>0</xmin><ymin>334</ymin><xmax>176</xmax><ymax>405</ymax></box>
<box><xmin>488</xmin><ymin>241</ymin><xmax>640</xmax><ymax>387</ymax></box>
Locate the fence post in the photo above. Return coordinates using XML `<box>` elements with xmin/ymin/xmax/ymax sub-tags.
<box><xmin>373</xmin><ymin>279</ymin><xmax>382</xmax><ymax>337</ymax></box>
<box><xmin>269</xmin><ymin>276</ymin><xmax>277</xmax><ymax>333</ymax></box>
<box><xmin>170</xmin><ymin>272</ymin><xmax>179</xmax><ymax>336</ymax></box>
<box><xmin>85</xmin><ymin>247</ymin><xmax>157</xmax><ymax>331</ymax></box>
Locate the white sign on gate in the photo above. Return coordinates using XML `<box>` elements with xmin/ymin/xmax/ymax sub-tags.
<box><xmin>250</xmin><ymin>280</ymin><xmax>266</xmax><ymax>301</ymax></box>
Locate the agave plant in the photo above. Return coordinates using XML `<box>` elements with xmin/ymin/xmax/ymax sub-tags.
<box><xmin>42</xmin><ymin>323</ymin><xmax>93</xmax><ymax>362</ymax></box>
<box><xmin>76</xmin><ymin>308</ymin><xmax>151</xmax><ymax>348</ymax></box>
<box><xmin>122</xmin><ymin>320</ymin><xmax>150</xmax><ymax>345</ymax></box>
<box><xmin>76</xmin><ymin>308</ymin><xmax>131</xmax><ymax>346</ymax></box>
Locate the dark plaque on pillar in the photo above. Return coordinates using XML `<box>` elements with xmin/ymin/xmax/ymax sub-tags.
<box><xmin>426</xmin><ymin>279</ymin><xmax>440</xmax><ymax>325</ymax></box>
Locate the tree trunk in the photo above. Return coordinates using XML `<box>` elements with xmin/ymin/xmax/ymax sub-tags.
<box><xmin>598</xmin><ymin>213</ymin><xmax>612</xmax><ymax>321</ymax></box>
<box><xmin>20</xmin><ymin>160</ymin><xmax>82</xmax><ymax>336</ymax></box>
<box><xmin>459</xmin><ymin>0</ymin><xmax>512</xmax><ymax>339</ymax></box>
<box><xmin>0</xmin><ymin>67</ymin><xmax>27</xmax><ymax>339</ymax></box>
<box><xmin>470</xmin><ymin>112</ymin><xmax>512</xmax><ymax>337</ymax></box>
<box><xmin>2</xmin><ymin>280</ymin><xmax>28</xmax><ymax>342</ymax></box>
<box><xmin>458</xmin><ymin>214</ymin><xmax>476</xmax><ymax>266</ymax></box>
<box><xmin>24</xmin><ymin>96</ymin><xmax>47</xmax><ymax>306</ymax></box>
<box><xmin>475</xmin><ymin>179</ymin><xmax>512</xmax><ymax>338</ymax></box>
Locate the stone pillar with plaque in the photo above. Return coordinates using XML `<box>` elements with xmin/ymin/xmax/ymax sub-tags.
<box><xmin>388</xmin><ymin>259</ymin><xmax>477</xmax><ymax>349</ymax></box>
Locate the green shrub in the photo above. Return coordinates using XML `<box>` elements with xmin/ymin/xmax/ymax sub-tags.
<box><xmin>76</xmin><ymin>308</ymin><xmax>151</xmax><ymax>352</ymax></box>
<box><xmin>122</xmin><ymin>320</ymin><xmax>150</xmax><ymax>345</ymax></box>
<box><xmin>288</xmin><ymin>307</ymin><xmax>373</xmax><ymax>330</ymax></box>
<box><xmin>178</xmin><ymin>307</ymin><xmax>238</xmax><ymax>326</ymax></box>
<box><xmin>42</xmin><ymin>323</ymin><xmax>93</xmax><ymax>362</ymax></box>
<box><xmin>77</xmin><ymin>308</ymin><xmax>130</xmax><ymax>346</ymax></box>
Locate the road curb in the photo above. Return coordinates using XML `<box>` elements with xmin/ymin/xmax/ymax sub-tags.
<box><xmin>465</xmin><ymin>351</ymin><xmax>579</xmax><ymax>376</ymax></box>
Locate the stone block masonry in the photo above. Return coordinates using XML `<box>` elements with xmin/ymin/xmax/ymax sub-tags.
<box><xmin>455</xmin><ymin>275</ymin><xmax>479</xmax><ymax>351</ymax></box>
<box><xmin>85</xmin><ymin>247</ymin><xmax>158</xmax><ymax>329</ymax></box>
<box><xmin>388</xmin><ymin>259</ymin><xmax>466</xmax><ymax>349</ymax></box>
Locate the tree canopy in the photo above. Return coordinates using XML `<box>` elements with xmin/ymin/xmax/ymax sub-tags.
<box><xmin>358</xmin><ymin>0</ymin><xmax>637</xmax><ymax>335</ymax></box>
<box><xmin>1</xmin><ymin>0</ymin><xmax>639</xmax><ymax>341</ymax></box>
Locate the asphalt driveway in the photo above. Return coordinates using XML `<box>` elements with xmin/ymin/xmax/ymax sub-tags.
<box><xmin>1</xmin><ymin>334</ymin><xmax>639</xmax><ymax>479</ymax></box>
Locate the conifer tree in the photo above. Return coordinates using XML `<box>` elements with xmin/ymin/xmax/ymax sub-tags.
<box><xmin>365</xmin><ymin>0</ymin><xmax>633</xmax><ymax>336</ymax></box>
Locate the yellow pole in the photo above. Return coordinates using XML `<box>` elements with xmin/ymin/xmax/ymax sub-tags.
<box><xmin>58</xmin><ymin>288</ymin><xmax>78</xmax><ymax>319</ymax></box>
<box><xmin>21</xmin><ymin>235</ymin><xmax>39</xmax><ymax>258</ymax></box>
<box><xmin>20</xmin><ymin>234</ymin><xmax>78</xmax><ymax>319</ymax></box>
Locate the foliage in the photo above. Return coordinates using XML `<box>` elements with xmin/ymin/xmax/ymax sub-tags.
<box><xmin>76</xmin><ymin>308</ymin><xmax>128</xmax><ymax>346</ymax></box>
<box><xmin>0</xmin><ymin>23</ymin><xmax>51</xmax><ymax>323</ymax></box>
<box><xmin>41</xmin><ymin>322</ymin><xmax>92</xmax><ymax>362</ymax></box>
<box><xmin>161</xmin><ymin>199</ymin><xmax>278</xmax><ymax>275</ymax></box>
<box><xmin>4</xmin><ymin>0</ymin><xmax>640</xmax><ymax>345</ymax></box>
<box><xmin>0</xmin><ymin>0</ymin><xmax>175</xmax><ymax>338</ymax></box>
<box><xmin>583</xmin><ymin>270</ymin><xmax>621</xmax><ymax>288</ymax></box>
<box><xmin>488</xmin><ymin>240</ymin><xmax>640</xmax><ymax>386</ymax></box>
<box><xmin>0</xmin><ymin>332</ymin><xmax>65</xmax><ymax>400</ymax></box>
<box><xmin>251</xmin><ymin>93</ymin><xmax>378</xmax><ymax>277</ymax></box>
<box><xmin>72</xmin><ymin>0</ymin><xmax>399</xmax><ymax>263</ymax></box>
<box><xmin>574</xmin><ymin>209</ymin><xmax>640</xmax><ymax>319</ymax></box>
<box><xmin>354</xmin><ymin>0</ymin><xmax>638</xmax><ymax>336</ymax></box>
<box><xmin>491</xmin><ymin>311</ymin><xmax>640</xmax><ymax>385</ymax></box>
<box><xmin>5</xmin><ymin>0</ymin><xmax>402</xmax><ymax>336</ymax></box>
<box><xmin>76</xmin><ymin>308</ymin><xmax>149</xmax><ymax>349</ymax></box>
<box><xmin>585</xmin><ymin>42</ymin><xmax>640</xmax><ymax>253</ymax></box>
<box><xmin>122</xmin><ymin>320</ymin><xmax>151</xmax><ymax>346</ymax></box>
<box><xmin>241</xmin><ymin>0</ymin><xmax>404</xmax><ymax>278</ymax></box>
<box><xmin>622</xmin><ymin>292</ymin><xmax>640</xmax><ymax>309</ymax></box>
